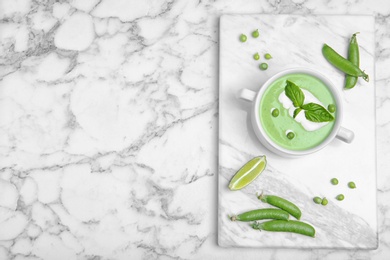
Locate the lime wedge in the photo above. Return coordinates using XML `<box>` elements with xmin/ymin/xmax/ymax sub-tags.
<box><xmin>228</xmin><ymin>156</ymin><xmax>267</xmax><ymax>191</ymax></box>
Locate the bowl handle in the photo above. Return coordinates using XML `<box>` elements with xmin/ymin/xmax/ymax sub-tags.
<box><xmin>336</xmin><ymin>126</ymin><xmax>354</xmax><ymax>143</ymax></box>
<box><xmin>237</xmin><ymin>88</ymin><xmax>256</xmax><ymax>102</ymax></box>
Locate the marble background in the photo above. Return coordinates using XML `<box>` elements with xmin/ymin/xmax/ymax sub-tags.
<box><xmin>0</xmin><ymin>0</ymin><xmax>389</xmax><ymax>259</ymax></box>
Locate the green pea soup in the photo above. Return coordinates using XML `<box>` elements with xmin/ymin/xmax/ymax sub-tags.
<box><xmin>259</xmin><ymin>73</ymin><xmax>337</xmax><ymax>151</ymax></box>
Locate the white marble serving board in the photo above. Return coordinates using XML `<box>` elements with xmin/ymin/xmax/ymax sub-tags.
<box><xmin>218</xmin><ymin>14</ymin><xmax>377</xmax><ymax>249</ymax></box>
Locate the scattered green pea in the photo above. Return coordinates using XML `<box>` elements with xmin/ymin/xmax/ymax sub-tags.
<box><xmin>271</xmin><ymin>108</ymin><xmax>279</xmax><ymax>117</ymax></box>
<box><xmin>313</xmin><ymin>197</ymin><xmax>322</xmax><ymax>204</ymax></box>
<box><xmin>287</xmin><ymin>132</ymin><xmax>295</xmax><ymax>140</ymax></box>
<box><xmin>252</xmin><ymin>29</ymin><xmax>259</xmax><ymax>38</ymax></box>
<box><xmin>331</xmin><ymin>178</ymin><xmax>338</xmax><ymax>185</ymax></box>
<box><xmin>348</xmin><ymin>182</ymin><xmax>356</xmax><ymax>189</ymax></box>
<box><xmin>321</xmin><ymin>197</ymin><xmax>328</xmax><ymax>206</ymax></box>
<box><xmin>253</xmin><ymin>52</ymin><xmax>260</xmax><ymax>60</ymax></box>
<box><xmin>328</xmin><ymin>104</ymin><xmax>336</xmax><ymax>113</ymax></box>
<box><xmin>336</xmin><ymin>194</ymin><xmax>345</xmax><ymax>201</ymax></box>
<box><xmin>265</xmin><ymin>53</ymin><xmax>272</xmax><ymax>60</ymax></box>
<box><xmin>259</xmin><ymin>63</ymin><xmax>268</xmax><ymax>70</ymax></box>
<box><xmin>239</xmin><ymin>34</ymin><xmax>247</xmax><ymax>42</ymax></box>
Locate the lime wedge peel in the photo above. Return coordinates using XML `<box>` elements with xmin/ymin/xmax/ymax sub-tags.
<box><xmin>228</xmin><ymin>156</ymin><xmax>267</xmax><ymax>191</ymax></box>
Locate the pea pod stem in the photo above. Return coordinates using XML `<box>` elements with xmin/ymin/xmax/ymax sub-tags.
<box><xmin>322</xmin><ymin>43</ymin><xmax>369</xmax><ymax>82</ymax></box>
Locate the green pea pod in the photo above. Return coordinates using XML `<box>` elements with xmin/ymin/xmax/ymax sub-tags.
<box><xmin>251</xmin><ymin>220</ymin><xmax>316</xmax><ymax>238</ymax></box>
<box><xmin>230</xmin><ymin>208</ymin><xmax>290</xmax><ymax>222</ymax></box>
<box><xmin>322</xmin><ymin>44</ymin><xmax>369</xmax><ymax>82</ymax></box>
<box><xmin>257</xmin><ymin>193</ymin><xmax>302</xmax><ymax>220</ymax></box>
<box><xmin>345</xmin><ymin>33</ymin><xmax>360</xmax><ymax>89</ymax></box>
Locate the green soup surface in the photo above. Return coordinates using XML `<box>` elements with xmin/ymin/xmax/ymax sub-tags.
<box><xmin>259</xmin><ymin>73</ymin><xmax>336</xmax><ymax>151</ymax></box>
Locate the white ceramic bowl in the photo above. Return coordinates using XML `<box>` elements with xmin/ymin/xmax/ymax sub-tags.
<box><xmin>238</xmin><ymin>68</ymin><xmax>354</xmax><ymax>158</ymax></box>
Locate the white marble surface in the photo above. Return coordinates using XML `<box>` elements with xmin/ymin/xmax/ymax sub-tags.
<box><xmin>0</xmin><ymin>0</ymin><xmax>389</xmax><ymax>259</ymax></box>
<box><xmin>219</xmin><ymin>14</ymin><xmax>376</xmax><ymax>249</ymax></box>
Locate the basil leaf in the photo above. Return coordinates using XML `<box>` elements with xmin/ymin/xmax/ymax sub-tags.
<box><xmin>293</xmin><ymin>108</ymin><xmax>302</xmax><ymax>118</ymax></box>
<box><xmin>302</xmin><ymin>103</ymin><xmax>335</xmax><ymax>122</ymax></box>
<box><xmin>285</xmin><ymin>80</ymin><xmax>305</xmax><ymax>108</ymax></box>
<box><xmin>301</xmin><ymin>103</ymin><xmax>323</xmax><ymax>111</ymax></box>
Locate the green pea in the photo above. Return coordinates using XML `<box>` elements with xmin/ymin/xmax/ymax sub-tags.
<box><xmin>328</xmin><ymin>104</ymin><xmax>336</xmax><ymax>113</ymax></box>
<box><xmin>313</xmin><ymin>197</ymin><xmax>322</xmax><ymax>204</ymax></box>
<box><xmin>331</xmin><ymin>178</ymin><xmax>338</xmax><ymax>185</ymax></box>
<box><xmin>259</xmin><ymin>63</ymin><xmax>268</xmax><ymax>70</ymax></box>
<box><xmin>264</xmin><ymin>53</ymin><xmax>272</xmax><ymax>60</ymax></box>
<box><xmin>287</xmin><ymin>132</ymin><xmax>295</xmax><ymax>140</ymax></box>
<box><xmin>348</xmin><ymin>182</ymin><xmax>356</xmax><ymax>189</ymax></box>
<box><xmin>271</xmin><ymin>108</ymin><xmax>279</xmax><ymax>117</ymax></box>
<box><xmin>252</xmin><ymin>29</ymin><xmax>259</xmax><ymax>38</ymax></box>
<box><xmin>253</xmin><ymin>52</ymin><xmax>260</xmax><ymax>60</ymax></box>
<box><xmin>252</xmin><ymin>220</ymin><xmax>315</xmax><ymax>238</ymax></box>
<box><xmin>336</xmin><ymin>194</ymin><xmax>345</xmax><ymax>201</ymax></box>
<box><xmin>239</xmin><ymin>34</ymin><xmax>247</xmax><ymax>42</ymax></box>
<box><xmin>321</xmin><ymin>197</ymin><xmax>328</xmax><ymax>206</ymax></box>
